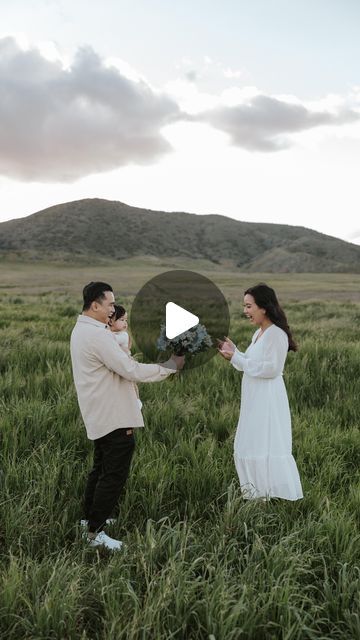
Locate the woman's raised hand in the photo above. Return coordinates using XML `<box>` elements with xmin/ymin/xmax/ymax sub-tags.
<box><xmin>217</xmin><ymin>337</ymin><xmax>236</xmax><ymax>360</ymax></box>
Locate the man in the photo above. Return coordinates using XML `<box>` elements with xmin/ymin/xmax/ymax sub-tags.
<box><xmin>70</xmin><ymin>281</ymin><xmax>184</xmax><ymax>551</ymax></box>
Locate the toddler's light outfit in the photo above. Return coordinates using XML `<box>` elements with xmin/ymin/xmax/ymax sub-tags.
<box><xmin>113</xmin><ymin>331</ymin><xmax>143</xmax><ymax>410</ymax></box>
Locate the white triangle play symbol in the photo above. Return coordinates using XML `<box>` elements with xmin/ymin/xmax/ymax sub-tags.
<box><xmin>165</xmin><ymin>302</ymin><xmax>199</xmax><ymax>339</ymax></box>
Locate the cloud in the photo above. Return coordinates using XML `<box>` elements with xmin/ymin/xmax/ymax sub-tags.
<box><xmin>185</xmin><ymin>70</ymin><xmax>198</xmax><ymax>83</ymax></box>
<box><xmin>347</xmin><ymin>229</ymin><xmax>360</xmax><ymax>244</ymax></box>
<box><xmin>223</xmin><ymin>67</ymin><xmax>246</xmax><ymax>80</ymax></box>
<box><xmin>197</xmin><ymin>94</ymin><xmax>359</xmax><ymax>151</ymax></box>
<box><xmin>0</xmin><ymin>37</ymin><xmax>180</xmax><ymax>182</ymax></box>
<box><xmin>1</xmin><ymin>36</ymin><xmax>360</xmax><ymax>183</ymax></box>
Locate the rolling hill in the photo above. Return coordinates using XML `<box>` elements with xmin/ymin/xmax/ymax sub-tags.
<box><xmin>0</xmin><ymin>198</ymin><xmax>359</xmax><ymax>272</ymax></box>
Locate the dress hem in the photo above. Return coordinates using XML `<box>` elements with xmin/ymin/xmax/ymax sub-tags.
<box><xmin>234</xmin><ymin>453</ymin><xmax>304</xmax><ymax>501</ymax></box>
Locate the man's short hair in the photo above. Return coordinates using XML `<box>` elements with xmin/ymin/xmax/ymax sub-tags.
<box><xmin>82</xmin><ymin>282</ymin><xmax>113</xmax><ymax>311</ymax></box>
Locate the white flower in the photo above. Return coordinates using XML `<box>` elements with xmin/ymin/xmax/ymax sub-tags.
<box><xmin>156</xmin><ymin>323</ymin><xmax>213</xmax><ymax>355</ymax></box>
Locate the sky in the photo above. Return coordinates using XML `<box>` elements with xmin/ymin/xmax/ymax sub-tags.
<box><xmin>1</xmin><ymin>0</ymin><xmax>360</xmax><ymax>244</ymax></box>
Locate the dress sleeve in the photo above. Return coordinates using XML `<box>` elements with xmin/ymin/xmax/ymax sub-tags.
<box><xmin>94</xmin><ymin>331</ymin><xmax>176</xmax><ymax>382</ymax></box>
<box><xmin>230</xmin><ymin>329</ymin><xmax>288</xmax><ymax>378</ymax></box>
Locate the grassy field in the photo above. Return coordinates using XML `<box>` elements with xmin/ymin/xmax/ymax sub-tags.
<box><xmin>0</xmin><ymin>262</ymin><xmax>359</xmax><ymax>639</ymax></box>
<box><xmin>1</xmin><ymin>255</ymin><xmax>360</xmax><ymax>301</ymax></box>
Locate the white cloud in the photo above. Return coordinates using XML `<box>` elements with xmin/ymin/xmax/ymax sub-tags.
<box><xmin>346</xmin><ymin>229</ymin><xmax>360</xmax><ymax>245</ymax></box>
<box><xmin>1</xmin><ymin>35</ymin><xmax>360</xmax><ymax>187</ymax></box>
<box><xmin>164</xmin><ymin>78</ymin><xmax>219</xmax><ymax>114</ymax></box>
<box><xmin>104</xmin><ymin>56</ymin><xmax>146</xmax><ymax>83</ymax></box>
<box><xmin>220</xmin><ymin>86</ymin><xmax>261</xmax><ymax>106</ymax></box>
<box><xmin>197</xmin><ymin>94</ymin><xmax>359</xmax><ymax>151</ymax></box>
<box><xmin>223</xmin><ymin>67</ymin><xmax>246</xmax><ymax>79</ymax></box>
<box><xmin>0</xmin><ymin>36</ymin><xmax>180</xmax><ymax>182</ymax></box>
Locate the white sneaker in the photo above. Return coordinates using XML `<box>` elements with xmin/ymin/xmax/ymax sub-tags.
<box><xmin>87</xmin><ymin>530</ymin><xmax>123</xmax><ymax>551</ymax></box>
<box><xmin>80</xmin><ymin>518</ymin><xmax>117</xmax><ymax>528</ymax></box>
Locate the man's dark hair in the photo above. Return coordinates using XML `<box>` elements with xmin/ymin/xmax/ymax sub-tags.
<box><xmin>82</xmin><ymin>282</ymin><xmax>113</xmax><ymax>311</ymax></box>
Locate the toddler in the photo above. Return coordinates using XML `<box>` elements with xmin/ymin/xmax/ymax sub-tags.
<box><xmin>109</xmin><ymin>305</ymin><xmax>131</xmax><ymax>353</ymax></box>
<box><xmin>109</xmin><ymin>305</ymin><xmax>142</xmax><ymax>410</ymax></box>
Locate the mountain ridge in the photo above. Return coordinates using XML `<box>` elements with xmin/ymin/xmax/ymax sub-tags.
<box><xmin>0</xmin><ymin>198</ymin><xmax>359</xmax><ymax>273</ymax></box>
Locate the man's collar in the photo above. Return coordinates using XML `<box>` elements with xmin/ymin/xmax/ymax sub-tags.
<box><xmin>77</xmin><ymin>314</ymin><xmax>109</xmax><ymax>329</ymax></box>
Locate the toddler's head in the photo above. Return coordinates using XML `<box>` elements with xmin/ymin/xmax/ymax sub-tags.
<box><xmin>109</xmin><ymin>304</ymin><xmax>128</xmax><ymax>332</ymax></box>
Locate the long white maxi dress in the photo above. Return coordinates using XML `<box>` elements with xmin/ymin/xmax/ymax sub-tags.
<box><xmin>231</xmin><ymin>324</ymin><xmax>303</xmax><ymax>501</ymax></box>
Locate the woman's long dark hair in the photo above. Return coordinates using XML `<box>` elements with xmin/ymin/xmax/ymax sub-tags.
<box><xmin>245</xmin><ymin>283</ymin><xmax>298</xmax><ymax>352</ymax></box>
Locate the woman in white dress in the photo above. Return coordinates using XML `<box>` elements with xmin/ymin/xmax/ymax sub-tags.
<box><xmin>219</xmin><ymin>283</ymin><xmax>303</xmax><ymax>502</ymax></box>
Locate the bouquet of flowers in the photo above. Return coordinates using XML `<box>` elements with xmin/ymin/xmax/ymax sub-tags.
<box><xmin>157</xmin><ymin>323</ymin><xmax>213</xmax><ymax>356</ymax></box>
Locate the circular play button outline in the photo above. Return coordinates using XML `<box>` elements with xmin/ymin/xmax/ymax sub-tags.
<box><xmin>130</xmin><ymin>269</ymin><xmax>230</xmax><ymax>370</ymax></box>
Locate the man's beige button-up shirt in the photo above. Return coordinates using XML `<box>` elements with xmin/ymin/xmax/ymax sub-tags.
<box><xmin>70</xmin><ymin>315</ymin><xmax>175</xmax><ymax>440</ymax></box>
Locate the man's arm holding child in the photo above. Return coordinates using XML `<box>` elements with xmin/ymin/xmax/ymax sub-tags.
<box><xmin>95</xmin><ymin>331</ymin><xmax>184</xmax><ymax>382</ymax></box>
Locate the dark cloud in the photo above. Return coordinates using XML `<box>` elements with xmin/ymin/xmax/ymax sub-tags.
<box><xmin>197</xmin><ymin>94</ymin><xmax>359</xmax><ymax>151</ymax></box>
<box><xmin>0</xmin><ymin>37</ymin><xmax>180</xmax><ymax>182</ymax></box>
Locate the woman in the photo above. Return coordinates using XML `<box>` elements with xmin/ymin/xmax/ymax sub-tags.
<box><xmin>219</xmin><ymin>283</ymin><xmax>303</xmax><ymax>502</ymax></box>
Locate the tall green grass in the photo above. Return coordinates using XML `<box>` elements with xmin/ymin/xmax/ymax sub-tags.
<box><xmin>0</xmin><ymin>291</ymin><xmax>359</xmax><ymax>639</ymax></box>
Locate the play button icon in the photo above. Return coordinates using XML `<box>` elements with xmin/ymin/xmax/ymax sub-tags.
<box><xmin>130</xmin><ymin>270</ymin><xmax>230</xmax><ymax>370</ymax></box>
<box><xmin>165</xmin><ymin>302</ymin><xmax>199</xmax><ymax>339</ymax></box>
